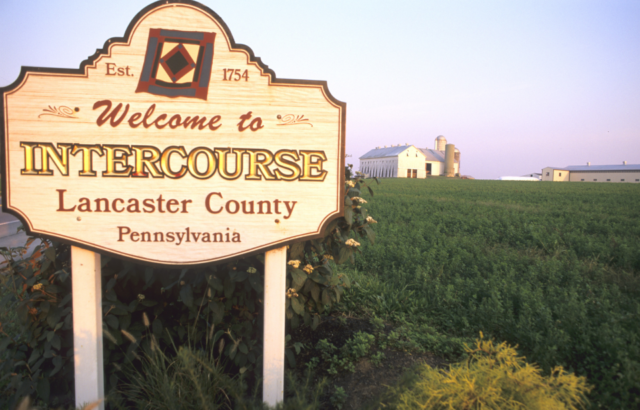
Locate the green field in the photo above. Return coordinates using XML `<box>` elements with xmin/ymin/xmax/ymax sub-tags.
<box><xmin>341</xmin><ymin>178</ymin><xmax>640</xmax><ymax>408</ymax></box>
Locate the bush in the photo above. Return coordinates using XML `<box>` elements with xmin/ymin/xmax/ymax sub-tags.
<box><xmin>0</xmin><ymin>166</ymin><xmax>378</xmax><ymax>408</ymax></box>
<box><xmin>377</xmin><ymin>334</ymin><xmax>591</xmax><ymax>410</ymax></box>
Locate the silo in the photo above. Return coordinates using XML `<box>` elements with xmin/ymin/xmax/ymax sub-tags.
<box><xmin>435</xmin><ymin>135</ymin><xmax>447</xmax><ymax>151</ymax></box>
<box><xmin>444</xmin><ymin>144</ymin><xmax>455</xmax><ymax>177</ymax></box>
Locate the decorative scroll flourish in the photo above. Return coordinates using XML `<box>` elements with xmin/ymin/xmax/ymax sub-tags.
<box><xmin>38</xmin><ymin>106</ymin><xmax>79</xmax><ymax>119</ymax></box>
<box><xmin>276</xmin><ymin>114</ymin><xmax>313</xmax><ymax>127</ymax></box>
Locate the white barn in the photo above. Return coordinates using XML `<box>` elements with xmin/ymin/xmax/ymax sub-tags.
<box><xmin>542</xmin><ymin>162</ymin><xmax>640</xmax><ymax>183</ymax></box>
<box><xmin>359</xmin><ymin>135</ymin><xmax>460</xmax><ymax>179</ymax></box>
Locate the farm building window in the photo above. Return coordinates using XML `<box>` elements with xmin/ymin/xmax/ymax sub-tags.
<box><xmin>426</xmin><ymin>163</ymin><xmax>432</xmax><ymax>175</ymax></box>
<box><xmin>407</xmin><ymin>169</ymin><xmax>411</xmax><ymax>178</ymax></box>
<box><xmin>412</xmin><ymin>169</ymin><xmax>417</xmax><ymax>178</ymax></box>
<box><xmin>621</xmin><ymin>179</ymin><xmax>625</xmax><ymax>182</ymax></box>
<box><xmin>546</xmin><ymin>172</ymin><xmax>550</xmax><ymax>176</ymax></box>
<box><xmin>636</xmin><ymin>179</ymin><xmax>639</xmax><ymax>182</ymax></box>
<box><xmin>594</xmin><ymin>179</ymin><xmax>597</xmax><ymax>181</ymax></box>
<box><xmin>581</xmin><ymin>179</ymin><xmax>584</xmax><ymax>181</ymax></box>
<box><xmin>559</xmin><ymin>172</ymin><xmax>562</xmax><ymax>176</ymax></box>
<box><xmin>607</xmin><ymin>179</ymin><xmax>611</xmax><ymax>181</ymax></box>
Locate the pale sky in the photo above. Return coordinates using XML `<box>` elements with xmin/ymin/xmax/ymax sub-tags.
<box><xmin>2</xmin><ymin>0</ymin><xmax>639</xmax><ymax>179</ymax></box>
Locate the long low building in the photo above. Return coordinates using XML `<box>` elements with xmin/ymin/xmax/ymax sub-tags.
<box><xmin>542</xmin><ymin>163</ymin><xmax>640</xmax><ymax>183</ymax></box>
<box><xmin>359</xmin><ymin>135</ymin><xmax>460</xmax><ymax>178</ymax></box>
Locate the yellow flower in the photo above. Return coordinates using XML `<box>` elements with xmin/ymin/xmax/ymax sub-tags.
<box><xmin>286</xmin><ymin>288</ymin><xmax>299</xmax><ymax>298</ymax></box>
<box><xmin>366</xmin><ymin>216</ymin><xmax>377</xmax><ymax>224</ymax></box>
<box><xmin>346</xmin><ymin>180</ymin><xmax>355</xmax><ymax>187</ymax></box>
<box><xmin>32</xmin><ymin>283</ymin><xmax>44</xmax><ymax>291</ymax></box>
<box><xmin>323</xmin><ymin>254</ymin><xmax>334</xmax><ymax>261</ymax></box>
<box><xmin>351</xmin><ymin>197</ymin><xmax>367</xmax><ymax>204</ymax></box>
<box><xmin>137</xmin><ymin>294</ymin><xmax>145</xmax><ymax>300</ymax></box>
<box><xmin>345</xmin><ymin>238</ymin><xmax>361</xmax><ymax>247</ymax></box>
<box><xmin>287</xmin><ymin>260</ymin><xmax>301</xmax><ymax>269</ymax></box>
<box><xmin>303</xmin><ymin>264</ymin><xmax>314</xmax><ymax>274</ymax></box>
<box><xmin>247</xmin><ymin>267</ymin><xmax>257</xmax><ymax>273</ymax></box>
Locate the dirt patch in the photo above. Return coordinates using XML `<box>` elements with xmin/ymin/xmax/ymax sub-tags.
<box><xmin>334</xmin><ymin>350</ymin><xmax>447</xmax><ymax>409</ymax></box>
<box><xmin>290</xmin><ymin>316</ymin><xmax>448</xmax><ymax>409</ymax></box>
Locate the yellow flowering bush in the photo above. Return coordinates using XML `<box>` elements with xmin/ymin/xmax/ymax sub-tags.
<box><xmin>377</xmin><ymin>334</ymin><xmax>592</xmax><ymax>410</ymax></box>
<box><xmin>345</xmin><ymin>239</ymin><xmax>360</xmax><ymax>247</ymax></box>
<box><xmin>287</xmin><ymin>260</ymin><xmax>301</xmax><ymax>269</ymax></box>
<box><xmin>284</xmin><ymin>164</ymin><xmax>379</xmax><ymax>330</ymax></box>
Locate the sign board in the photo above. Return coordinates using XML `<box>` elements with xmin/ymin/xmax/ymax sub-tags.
<box><xmin>1</xmin><ymin>1</ymin><xmax>345</xmax><ymax>266</ymax></box>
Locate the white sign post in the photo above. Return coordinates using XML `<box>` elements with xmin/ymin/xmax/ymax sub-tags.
<box><xmin>1</xmin><ymin>2</ymin><xmax>345</xmax><ymax>408</ymax></box>
<box><xmin>71</xmin><ymin>247</ymin><xmax>104</xmax><ymax>410</ymax></box>
<box><xmin>263</xmin><ymin>246</ymin><xmax>287</xmax><ymax>405</ymax></box>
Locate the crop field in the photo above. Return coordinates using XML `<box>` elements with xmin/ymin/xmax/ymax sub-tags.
<box><xmin>341</xmin><ymin>178</ymin><xmax>640</xmax><ymax>408</ymax></box>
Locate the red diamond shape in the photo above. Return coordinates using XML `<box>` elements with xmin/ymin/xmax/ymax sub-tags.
<box><xmin>160</xmin><ymin>43</ymin><xmax>196</xmax><ymax>83</ymax></box>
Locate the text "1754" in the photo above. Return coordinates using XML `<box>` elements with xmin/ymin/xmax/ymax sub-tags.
<box><xmin>222</xmin><ymin>69</ymin><xmax>249</xmax><ymax>81</ymax></box>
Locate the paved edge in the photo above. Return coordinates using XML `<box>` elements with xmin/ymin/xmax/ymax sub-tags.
<box><xmin>0</xmin><ymin>220</ymin><xmax>22</xmax><ymax>238</ymax></box>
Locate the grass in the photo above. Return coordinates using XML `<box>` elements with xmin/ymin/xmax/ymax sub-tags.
<box><xmin>2</xmin><ymin>178</ymin><xmax>639</xmax><ymax>409</ymax></box>
<box><xmin>336</xmin><ymin>178</ymin><xmax>640</xmax><ymax>409</ymax></box>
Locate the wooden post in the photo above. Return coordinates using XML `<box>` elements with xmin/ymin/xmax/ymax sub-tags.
<box><xmin>71</xmin><ymin>246</ymin><xmax>104</xmax><ymax>410</ymax></box>
<box><xmin>263</xmin><ymin>246</ymin><xmax>287</xmax><ymax>406</ymax></box>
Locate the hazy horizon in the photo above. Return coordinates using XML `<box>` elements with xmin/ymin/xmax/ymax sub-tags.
<box><xmin>2</xmin><ymin>0</ymin><xmax>638</xmax><ymax>179</ymax></box>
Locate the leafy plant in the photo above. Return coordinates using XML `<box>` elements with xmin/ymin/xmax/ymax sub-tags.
<box><xmin>0</xmin><ymin>165</ymin><xmax>379</xmax><ymax>407</ymax></box>
<box><xmin>341</xmin><ymin>331</ymin><xmax>375</xmax><ymax>361</ymax></box>
<box><xmin>314</xmin><ymin>331</ymin><xmax>377</xmax><ymax>375</ymax></box>
<box><xmin>0</xmin><ymin>238</ymin><xmax>74</xmax><ymax>409</ymax></box>
<box><xmin>370</xmin><ymin>351</ymin><xmax>385</xmax><ymax>367</ymax></box>
<box><xmin>329</xmin><ymin>386</ymin><xmax>347</xmax><ymax>410</ymax></box>
<box><xmin>284</xmin><ymin>166</ymin><xmax>378</xmax><ymax>330</ymax></box>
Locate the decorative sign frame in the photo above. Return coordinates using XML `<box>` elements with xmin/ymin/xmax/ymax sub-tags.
<box><xmin>1</xmin><ymin>0</ymin><xmax>345</xmax><ymax>267</ymax></box>
<box><xmin>1</xmin><ymin>2</ymin><xmax>345</xmax><ymax>407</ymax></box>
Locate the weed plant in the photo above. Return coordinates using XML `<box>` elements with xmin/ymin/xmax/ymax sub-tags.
<box><xmin>341</xmin><ymin>178</ymin><xmax>640</xmax><ymax>408</ymax></box>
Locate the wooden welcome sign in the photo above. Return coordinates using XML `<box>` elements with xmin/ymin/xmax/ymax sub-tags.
<box><xmin>1</xmin><ymin>1</ymin><xmax>345</xmax><ymax>266</ymax></box>
<box><xmin>1</xmin><ymin>1</ymin><xmax>345</xmax><ymax>407</ymax></box>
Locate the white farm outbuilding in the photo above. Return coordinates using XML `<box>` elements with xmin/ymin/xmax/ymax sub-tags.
<box><xmin>359</xmin><ymin>136</ymin><xmax>460</xmax><ymax>179</ymax></box>
<box><xmin>542</xmin><ymin>163</ymin><xmax>640</xmax><ymax>183</ymax></box>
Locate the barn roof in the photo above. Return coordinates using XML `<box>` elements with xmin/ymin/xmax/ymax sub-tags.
<box><xmin>546</xmin><ymin>164</ymin><xmax>640</xmax><ymax>172</ymax></box>
<box><xmin>419</xmin><ymin>148</ymin><xmax>446</xmax><ymax>162</ymax></box>
<box><xmin>359</xmin><ymin>145</ymin><xmax>412</xmax><ymax>159</ymax></box>
<box><xmin>565</xmin><ymin>164</ymin><xmax>640</xmax><ymax>172</ymax></box>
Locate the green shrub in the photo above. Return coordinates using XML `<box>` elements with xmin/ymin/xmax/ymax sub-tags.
<box><xmin>0</xmin><ymin>166</ymin><xmax>378</xmax><ymax>408</ymax></box>
<box><xmin>377</xmin><ymin>334</ymin><xmax>591</xmax><ymax>410</ymax></box>
<box><xmin>314</xmin><ymin>331</ymin><xmax>378</xmax><ymax>376</ymax></box>
<box><xmin>330</xmin><ymin>386</ymin><xmax>347</xmax><ymax>409</ymax></box>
